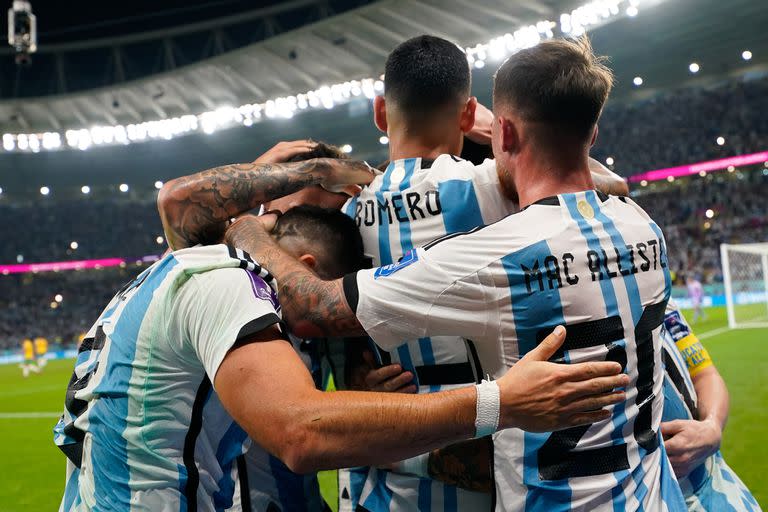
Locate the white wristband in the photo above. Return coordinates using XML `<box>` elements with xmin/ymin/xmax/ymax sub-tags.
<box><xmin>392</xmin><ymin>453</ymin><xmax>430</xmax><ymax>477</ymax></box>
<box><xmin>475</xmin><ymin>379</ymin><xmax>500</xmax><ymax>438</ymax></box>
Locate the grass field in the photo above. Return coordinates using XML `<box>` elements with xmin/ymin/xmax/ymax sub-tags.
<box><xmin>0</xmin><ymin>306</ymin><xmax>765</xmax><ymax>511</ymax></box>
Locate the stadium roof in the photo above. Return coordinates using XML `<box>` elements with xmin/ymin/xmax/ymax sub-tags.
<box><xmin>0</xmin><ymin>0</ymin><xmax>766</xmax><ymax>193</ymax></box>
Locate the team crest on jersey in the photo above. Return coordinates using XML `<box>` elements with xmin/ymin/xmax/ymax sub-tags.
<box><xmin>374</xmin><ymin>249</ymin><xmax>419</xmax><ymax>279</ymax></box>
<box><xmin>577</xmin><ymin>199</ymin><xmax>595</xmax><ymax>219</ymax></box>
<box><xmin>663</xmin><ymin>311</ymin><xmax>691</xmax><ymax>341</ymax></box>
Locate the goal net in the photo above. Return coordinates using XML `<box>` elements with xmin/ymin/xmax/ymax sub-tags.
<box><xmin>721</xmin><ymin>243</ymin><xmax>768</xmax><ymax>328</ymax></box>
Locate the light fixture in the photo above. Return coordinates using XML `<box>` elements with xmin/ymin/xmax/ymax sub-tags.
<box><xmin>379</xmin><ymin>136</ymin><xmax>389</xmax><ymax>145</ymax></box>
<box><xmin>40</xmin><ymin>186</ymin><xmax>50</xmax><ymax>196</ymax></box>
<box><xmin>119</xmin><ymin>183</ymin><xmax>129</xmax><ymax>192</ymax></box>
<box><xmin>626</xmin><ymin>6</ymin><xmax>638</xmax><ymax>17</ymax></box>
<box><xmin>633</xmin><ymin>76</ymin><xmax>643</xmax><ymax>86</ymax></box>
<box><xmin>70</xmin><ymin>241</ymin><xmax>79</xmax><ymax>250</ymax></box>
<box><xmin>689</xmin><ymin>62</ymin><xmax>700</xmax><ymax>73</ymax></box>
<box><xmin>81</xmin><ymin>185</ymin><xmax>91</xmax><ymax>194</ymax></box>
<box><xmin>716</xmin><ymin>136</ymin><xmax>725</xmax><ymax>146</ymax></box>
<box><xmin>154</xmin><ymin>180</ymin><xmax>163</xmax><ymax>189</ymax></box>
<box><xmin>698</xmin><ymin>170</ymin><xmax>707</xmax><ymax>177</ymax></box>
<box><xmin>606</xmin><ymin>157</ymin><xmax>615</xmax><ymax>166</ymax></box>
<box><xmin>705</xmin><ymin>209</ymin><xmax>714</xmax><ymax>219</ymax></box>
<box><xmin>666</xmin><ymin>176</ymin><xmax>675</xmax><ymax>182</ymax></box>
<box><xmin>340</xmin><ymin>144</ymin><xmax>353</xmax><ymax>154</ymax></box>
<box><xmin>640</xmin><ymin>180</ymin><xmax>648</xmax><ymax>187</ymax></box>
<box><xmin>742</xmin><ymin>50</ymin><xmax>752</xmax><ymax>61</ymax></box>
<box><xmin>156</xmin><ymin>236</ymin><xmax>164</xmax><ymax>245</ymax></box>
<box><xmin>54</xmin><ymin>294</ymin><xmax>63</xmax><ymax>303</ymax></box>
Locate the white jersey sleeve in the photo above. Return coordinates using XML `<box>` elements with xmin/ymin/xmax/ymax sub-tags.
<box><xmin>172</xmin><ymin>266</ymin><xmax>282</xmax><ymax>385</ymax></box>
<box><xmin>347</xmin><ymin>245</ymin><xmax>493</xmax><ymax>350</ymax></box>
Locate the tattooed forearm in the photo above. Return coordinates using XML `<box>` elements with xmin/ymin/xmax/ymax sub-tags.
<box><xmin>588</xmin><ymin>157</ymin><xmax>629</xmax><ymax>197</ymax></box>
<box><xmin>226</xmin><ymin>217</ymin><xmax>366</xmax><ymax>338</ymax></box>
<box><xmin>427</xmin><ymin>437</ymin><xmax>493</xmax><ymax>493</ymax></box>
<box><xmin>158</xmin><ymin>158</ymin><xmax>333</xmax><ymax>250</ymax></box>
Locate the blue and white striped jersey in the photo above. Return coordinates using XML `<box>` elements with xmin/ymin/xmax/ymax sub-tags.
<box><xmin>660</xmin><ymin>302</ymin><xmax>761</xmax><ymax>511</ymax></box>
<box><xmin>340</xmin><ymin>155</ymin><xmax>515</xmax><ymax>511</ymax></box>
<box><xmin>348</xmin><ymin>190</ymin><xmax>687</xmax><ymax>511</ymax></box>
<box><xmin>54</xmin><ymin>245</ymin><xmax>286</xmax><ymax>512</ymax></box>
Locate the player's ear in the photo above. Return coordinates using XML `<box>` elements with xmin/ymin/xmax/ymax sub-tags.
<box><xmin>499</xmin><ymin>116</ymin><xmax>519</xmax><ymax>154</ymax></box>
<box><xmin>590</xmin><ymin>125</ymin><xmax>599</xmax><ymax>147</ymax></box>
<box><xmin>373</xmin><ymin>96</ymin><xmax>388</xmax><ymax>133</ymax></box>
<box><xmin>459</xmin><ymin>96</ymin><xmax>478</xmax><ymax>133</ymax></box>
<box><xmin>298</xmin><ymin>253</ymin><xmax>318</xmax><ymax>272</ymax></box>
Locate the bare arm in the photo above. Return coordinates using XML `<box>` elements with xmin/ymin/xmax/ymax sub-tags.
<box><xmin>225</xmin><ymin>214</ymin><xmax>365</xmax><ymax>339</ymax></box>
<box><xmin>662</xmin><ymin>365</ymin><xmax>729</xmax><ymax>477</ymax></box>
<box><xmin>589</xmin><ymin>158</ymin><xmax>629</xmax><ymax>196</ymax></box>
<box><xmin>157</xmin><ymin>157</ymin><xmax>372</xmax><ymax>250</ymax></box>
<box><xmin>216</xmin><ymin>325</ymin><xmax>626</xmax><ymax>473</ymax></box>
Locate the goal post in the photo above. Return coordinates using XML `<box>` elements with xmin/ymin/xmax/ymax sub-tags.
<box><xmin>721</xmin><ymin>243</ymin><xmax>768</xmax><ymax>329</ymax></box>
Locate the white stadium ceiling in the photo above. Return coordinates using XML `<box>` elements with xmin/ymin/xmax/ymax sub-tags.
<box><xmin>0</xmin><ymin>0</ymin><xmax>650</xmax><ymax>146</ymax></box>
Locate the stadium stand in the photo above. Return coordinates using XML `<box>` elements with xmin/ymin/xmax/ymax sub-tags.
<box><xmin>1</xmin><ymin>76</ymin><xmax>767</xmax><ymax>352</ymax></box>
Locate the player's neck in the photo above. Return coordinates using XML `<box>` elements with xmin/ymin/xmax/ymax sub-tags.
<box><xmin>514</xmin><ymin>151</ymin><xmax>594</xmax><ymax>209</ymax></box>
<box><xmin>387</xmin><ymin>131</ymin><xmax>461</xmax><ymax>162</ymax></box>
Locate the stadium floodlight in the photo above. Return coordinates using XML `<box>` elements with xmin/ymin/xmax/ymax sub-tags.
<box><xmin>70</xmin><ymin>241</ymin><xmax>78</xmax><ymax>250</ymax></box>
<box><xmin>633</xmin><ymin>76</ymin><xmax>643</xmax><ymax>86</ymax></box>
<box><xmin>119</xmin><ymin>183</ymin><xmax>129</xmax><ymax>192</ymax></box>
<box><xmin>474</xmin><ymin>60</ymin><xmax>486</xmax><ymax>69</ymax></box>
<box><xmin>16</xmin><ymin>254</ymin><xmax>23</xmax><ymax>263</ymax></box>
<box><xmin>721</xmin><ymin>243</ymin><xmax>768</xmax><ymax>329</ymax></box>
<box><xmin>379</xmin><ymin>136</ymin><xmax>389</xmax><ymax>145</ymax></box>
<box><xmin>154</xmin><ymin>180</ymin><xmax>163</xmax><ymax>189</ymax></box>
<box><xmin>39</xmin><ymin>185</ymin><xmax>49</xmax><ymax>195</ymax></box>
<box><xmin>666</xmin><ymin>176</ymin><xmax>674</xmax><ymax>182</ymax></box>
<box><xmin>640</xmin><ymin>180</ymin><xmax>648</xmax><ymax>187</ymax></box>
<box><xmin>728</xmin><ymin>165</ymin><xmax>736</xmax><ymax>173</ymax></box>
<box><xmin>156</xmin><ymin>236</ymin><xmax>164</xmax><ymax>245</ymax></box>
<box><xmin>81</xmin><ymin>185</ymin><xmax>90</xmax><ymax>194</ymax></box>
<box><xmin>3</xmin><ymin>133</ymin><xmax>14</xmax><ymax>151</ymax></box>
<box><xmin>716</xmin><ymin>136</ymin><xmax>725</xmax><ymax>146</ymax></box>
<box><xmin>689</xmin><ymin>62</ymin><xmax>700</xmax><ymax>73</ymax></box>
<box><xmin>54</xmin><ymin>294</ymin><xmax>63</xmax><ymax>303</ymax></box>
<box><xmin>742</xmin><ymin>50</ymin><xmax>752</xmax><ymax>61</ymax></box>
<box><xmin>0</xmin><ymin>186</ymin><xmax>3</xmax><ymax>195</ymax></box>
<box><xmin>699</xmin><ymin>170</ymin><xmax>707</xmax><ymax>177</ymax></box>
<box><xmin>606</xmin><ymin>156</ymin><xmax>615</xmax><ymax>165</ymax></box>
<box><xmin>7</xmin><ymin>1</ymin><xmax>37</xmax><ymax>65</ymax></box>
<box><xmin>626</xmin><ymin>5</ymin><xmax>638</xmax><ymax>16</ymax></box>
<box><xmin>705</xmin><ymin>208</ymin><xmax>715</xmax><ymax>219</ymax></box>
<box><xmin>341</xmin><ymin>144</ymin><xmax>353</xmax><ymax>154</ymax></box>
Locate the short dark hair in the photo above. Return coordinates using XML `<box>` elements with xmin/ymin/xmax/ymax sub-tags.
<box><xmin>493</xmin><ymin>36</ymin><xmax>614</xmax><ymax>142</ymax></box>
<box><xmin>285</xmin><ymin>141</ymin><xmax>348</xmax><ymax>162</ymax></box>
<box><xmin>384</xmin><ymin>35</ymin><xmax>471</xmax><ymax>122</ymax></box>
<box><xmin>273</xmin><ymin>205</ymin><xmax>366</xmax><ymax>279</ymax></box>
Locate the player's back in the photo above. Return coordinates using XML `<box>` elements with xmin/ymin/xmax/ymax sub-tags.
<box><xmin>54</xmin><ymin>245</ymin><xmax>281</xmax><ymax>511</ymax></box>
<box><xmin>443</xmin><ymin>191</ymin><xmax>678</xmax><ymax>510</ymax></box>
<box><xmin>341</xmin><ymin>155</ymin><xmax>515</xmax><ymax>511</ymax></box>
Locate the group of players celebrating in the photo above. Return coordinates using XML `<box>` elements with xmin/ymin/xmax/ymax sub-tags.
<box><xmin>53</xmin><ymin>35</ymin><xmax>759</xmax><ymax>511</ymax></box>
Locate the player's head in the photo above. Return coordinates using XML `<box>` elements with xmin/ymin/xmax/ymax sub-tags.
<box><xmin>491</xmin><ymin>36</ymin><xmax>613</xmax><ymax>185</ymax></box>
<box><xmin>263</xmin><ymin>141</ymin><xmax>352</xmax><ymax>213</ymax></box>
<box><xmin>374</xmin><ymin>35</ymin><xmax>475</xmax><ymax>152</ymax></box>
<box><xmin>272</xmin><ymin>205</ymin><xmax>366</xmax><ymax>279</ymax></box>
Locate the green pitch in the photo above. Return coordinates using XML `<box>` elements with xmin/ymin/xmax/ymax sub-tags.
<box><xmin>0</xmin><ymin>306</ymin><xmax>765</xmax><ymax>511</ymax></box>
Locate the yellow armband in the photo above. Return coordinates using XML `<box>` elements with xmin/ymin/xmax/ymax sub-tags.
<box><xmin>674</xmin><ymin>334</ymin><xmax>713</xmax><ymax>377</ymax></box>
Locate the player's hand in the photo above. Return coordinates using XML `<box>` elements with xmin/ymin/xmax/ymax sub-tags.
<box><xmin>497</xmin><ymin>326</ymin><xmax>628</xmax><ymax>432</ymax></box>
<box><xmin>315</xmin><ymin>158</ymin><xmax>375</xmax><ymax>194</ymax></box>
<box><xmin>661</xmin><ymin>418</ymin><xmax>722</xmax><ymax>477</ymax></box>
<box><xmin>254</xmin><ymin>140</ymin><xmax>317</xmax><ymax>164</ymax></box>
<box><xmin>466</xmin><ymin>100</ymin><xmax>493</xmax><ymax>145</ymax></box>
<box><xmin>361</xmin><ymin>351</ymin><xmax>417</xmax><ymax>393</ymax></box>
<box><xmin>225</xmin><ymin>214</ymin><xmax>276</xmax><ymax>250</ymax></box>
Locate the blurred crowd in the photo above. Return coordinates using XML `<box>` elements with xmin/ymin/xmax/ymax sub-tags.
<box><xmin>0</xmin><ymin>198</ymin><xmax>164</xmax><ymax>264</ymax></box>
<box><xmin>593</xmin><ymin>74</ymin><xmax>768</xmax><ymax>173</ymax></box>
<box><xmin>2</xmin><ymin>75</ymin><xmax>768</xmax><ymax>351</ymax></box>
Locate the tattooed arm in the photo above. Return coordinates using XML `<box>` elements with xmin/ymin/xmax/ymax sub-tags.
<box><xmin>427</xmin><ymin>437</ymin><xmax>494</xmax><ymax>492</ymax></box>
<box><xmin>589</xmin><ymin>157</ymin><xmax>629</xmax><ymax>197</ymax></box>
<box><xmin>226</xmin><ymin>214</ymin><xmax>365</xmax><ymax>338</ymax></box>
<box><xmin>157</xmin><ymin>158</ymin><xmax>372</xmax><ymax>250</ymax></box>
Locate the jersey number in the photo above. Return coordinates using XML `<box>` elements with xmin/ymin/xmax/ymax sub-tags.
<box><xmin>536</xmin><ymin>301</ymin><xmax>666</xmax><ymax>480</ymax></box>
